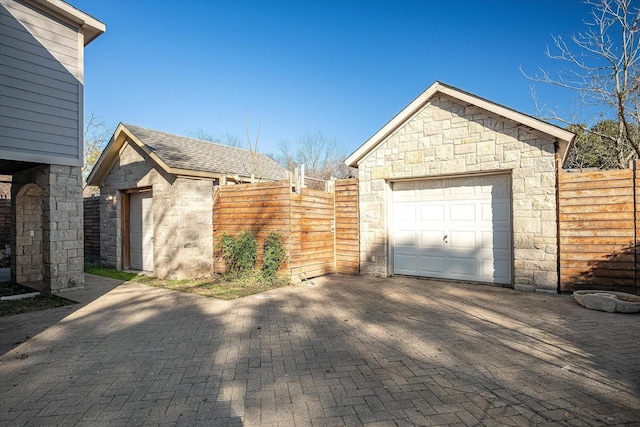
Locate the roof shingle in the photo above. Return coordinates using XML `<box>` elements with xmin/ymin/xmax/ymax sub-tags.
<box><xmin>124</xmin><ymin>124</ymin><xmax>286</xmax><ymax>181</ymax></box>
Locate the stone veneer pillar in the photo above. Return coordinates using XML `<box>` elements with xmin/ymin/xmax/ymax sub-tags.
<box><xmin>11</xmin><ymin>165</ymin><xmax>84</xmax><ymax>293</ymax></box>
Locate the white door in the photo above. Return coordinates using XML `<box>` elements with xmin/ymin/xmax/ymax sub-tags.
<box><xmin>392</xmin><ymin>175</ymin><xmax>511</xmax><ymax>284</ymax></box>
<box><xmin>129</xmin><ymin>192</ymin><xmax>153</xmax><ymax>271</ymax></box>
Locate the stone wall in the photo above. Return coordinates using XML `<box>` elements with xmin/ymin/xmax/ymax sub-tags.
<box><xmin>11</xmin><ymin>165</ymin><xmax>84</xmax><ymax>292</ymax></box>
<box><xmin>100</xmin><ymin>142</ymin><xmax>213</xmax><ymax>279</ymax></box>
<box><xmin>13</xmin><ymin>184</ymin><xmax>43</xmax><ymax>283</ymax></box>
<box><xmin>153</xmin><ymin>177</ymin><xmax>213</xmax><ymax>279</ymax></box>
<box><xmin>357</xmin><ymin>94</ymin><xmax>558</xmax><ymax>292</ymax></box>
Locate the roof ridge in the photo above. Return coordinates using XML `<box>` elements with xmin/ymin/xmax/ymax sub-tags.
<box><xmin>121</xmin><ymin>123</ymin><xmax>271</xmax><ymax>158</ymax></box>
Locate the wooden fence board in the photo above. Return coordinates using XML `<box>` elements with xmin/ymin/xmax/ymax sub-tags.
<box><xmin>558</xmin><ymin>169</ymin><xmax>632</xmax><ymax>182</ymax></box>
<box><xmin>558</xmin><ymin>166</ymin><xmax>639</xmax><ymax>294</ymax></box>
<box><xmin>213</xmin><ymin>178</ymin><xmax>360</xmax><ymax>281</ymax></box>
<box><xmin>335</xmin><ymin>179</ymin><xmax>360</xmax><ymax>275</ymax></box>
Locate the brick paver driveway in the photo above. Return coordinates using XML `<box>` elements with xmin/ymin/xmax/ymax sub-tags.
<box><xmin>1</xmin><ymin>275</ymin><xmax>639</xmax><ymax>426</ymax></box>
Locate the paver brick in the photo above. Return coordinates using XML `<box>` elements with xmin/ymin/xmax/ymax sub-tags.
<box><xmin>1</xmin><ymin>274</ymin><xmax>640</xmax><ymax>426</ymax></box>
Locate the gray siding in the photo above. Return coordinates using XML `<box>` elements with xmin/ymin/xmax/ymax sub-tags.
<box><xmin>0</xmin><ymin>0</ymin><xmax>82</xmax><ymax>166</ymax></box>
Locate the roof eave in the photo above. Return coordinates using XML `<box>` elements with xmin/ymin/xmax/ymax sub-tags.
<box><xmin>86</xmin><ymin>123</ymin><xmax>127</xmax><ymax>187</ymax></box>
<box><xmin>87</xmin><ymin>124</ymin><xmax>286</xmax><ymax>186</ymax></box>
<box><xmin>30</xmin><ymin>0</ymin><xmax>106</xmax><ymax>45</ymax></box>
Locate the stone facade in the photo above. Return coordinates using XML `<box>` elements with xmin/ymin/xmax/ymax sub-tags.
<box><xmin>10</xmin><ymin>165</ymin><xmax>84</xmax><ymax>292</ymax></box>
<box><xmin>357</xmin><ymin>94</ymin><xmax>559</xmax><ymax>292</ymax></box>
<box><xmin>100</xmin><ymin>142</ymin><xmax>213</xmax><ymax>279</ymax></box>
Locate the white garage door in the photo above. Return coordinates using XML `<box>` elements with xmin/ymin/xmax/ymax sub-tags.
<box><xmin>392</xmin><ymin>175</ymin><xmax>511</xmax><ymax>284</ymax></box>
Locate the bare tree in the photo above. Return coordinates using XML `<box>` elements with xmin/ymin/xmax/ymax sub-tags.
<box><xmin>277</xmin><ymin>131</ymin><xmax>351</xmax><ymax>182</ymax></box>
<box><xmin>83</xmin><ymin>112</ymin><xmax>113</xmax><ymax>181</ymax></box>
<box><xmin>565</xmin><ymin>120</ymin><xmax>629</xmax><ymax>169</ymax></box>
<box><xmin>523</xmin><ymin>0</ymin><xmax>640</xmax><ymax>168</ymax></box>
<box><xmin>188</xmin><ymin>129</ymin><xmax>245</xmax><ymax>148</ymax></box>
<box><xmin>245</xmin><ymin>111</ymin><xmax>262</xmax><ymax>181</ymax></box>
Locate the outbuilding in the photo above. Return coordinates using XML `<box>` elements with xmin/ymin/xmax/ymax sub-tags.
<box><xmin>346</xmin><ymin>82</ymin><xmax>575</xmax><ymax>292</ymax></box>
<box><xmin>87</xmin><ymin>123</ymin><xmax>286</xmax><ymax>279</ymax></box>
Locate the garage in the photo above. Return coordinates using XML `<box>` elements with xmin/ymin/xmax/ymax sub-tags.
<box><xmin>347</xmin><ymin>82</ymin><xmax>576</xmax><ymax>292</ymax></box>
<box><xmin>392</xmin><ymin>174</ymin><xmax>512</xmax><ymax>284</ymax></box>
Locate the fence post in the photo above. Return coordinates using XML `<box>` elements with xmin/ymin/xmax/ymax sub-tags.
<box><xmin>635</xmin><ymin>161</ymin><xmax>638</xmax><ymax>295</ymax></box>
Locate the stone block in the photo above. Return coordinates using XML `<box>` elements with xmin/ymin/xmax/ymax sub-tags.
<box><xmin>435</xmin><ymin>145</ymin><xmax>453</xmax><ymax>160</ymax></box>
<box><xmin>392</xmin><ymin>161</ymin><xmax>405</xmax><ymax>173</ymax></box>
<box><xmin>533</xmin><ymin>270</ymin><xmax>558</xmax><ymax>288</ymax></box>
<box><xmin>443</xmin><ymin>127</ymin><xmax>468</xmax><ymax>140</ymax></box>
<box><xmin>454</xmin><ymin>144</ymin><xmax>475</xmax><ymax>155</ymax></box>
<box><xmin>405</xmin><ymin>151</ymin><xmax>423</xmax><ymax>164</ymax></box>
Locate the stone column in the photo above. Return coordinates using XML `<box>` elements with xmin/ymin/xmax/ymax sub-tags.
<box><xmin>12</xmin><ymin>164</ymin><xmax>84</xmax><ymax>293</ymax></box>
<box><xmin>42</xmin><ymin>165</ymin><xmax>84</xmax><ymax>292</ymax></box>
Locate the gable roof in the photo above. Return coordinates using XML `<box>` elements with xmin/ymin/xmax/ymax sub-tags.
<box><xmin>346</xmin><ymin>81</ymin><xmax>576</xmax><ymax>168</ymax></box>
<box><xmin>87</xmin><ymin>123</ymin><xmax>286</xmax><ymax>186</ymax></box>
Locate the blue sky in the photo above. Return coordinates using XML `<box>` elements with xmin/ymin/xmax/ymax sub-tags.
<box><xmin>74</xmin><ymin>0</ymin><xmax>595</xmax><ymax>157</ymax></box>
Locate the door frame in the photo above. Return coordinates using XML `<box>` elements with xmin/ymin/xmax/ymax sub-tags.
<box><xmin>121</xmin><ymin>186</ymin><xmax>152</xmax><ymax>271</ymax></box>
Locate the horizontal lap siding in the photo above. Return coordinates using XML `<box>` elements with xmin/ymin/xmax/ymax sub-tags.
<box><xmin>335</xmin><ymin>178</ymin><xmax>359</xmax><ymax>275</ymax></box>
<box><xmin>0</xmin><ymin>0</ymin><xmax>81</xmax><ymax>165</ymax></box>
<box><xmin>558</xmin><ymin>169</ymin><xmax>637</xmax><ymax>294</ymax></box>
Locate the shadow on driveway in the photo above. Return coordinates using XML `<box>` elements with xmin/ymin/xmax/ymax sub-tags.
<box><xmin>0</xmin><ymin>274</ymin><xmax>638</xmax><ymax>426</ymax></box>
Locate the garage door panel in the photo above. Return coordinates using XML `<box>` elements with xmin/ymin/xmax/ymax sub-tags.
<box><xmin>492</xmin><ymin>231</ymin><xmax>511</xmax><ymax>250</ymax></box>
<box><xmin>449</xmin><ymin>185</ymin><xmax>476</xmax><ymax>197</ymax></box>
<box><xmin>420</xmin><ymin>230</ymin><xmax>445</xmax><ymax>248</ymax></box>
<box><xmin>420</xmin><ymin>205</ymin><xmax>444</xmax><ymax>221</ymax></box>
<box><xmin>450</xmin><ymin>257</ymin><xmax>476</xmax><ymax>277</ymax></box>
<box><xmin>449</xmin><ymin>230</ymin><xmax>476</xmax><ymax>249</ymax></box>
<box><xmin>395</xmin><ymin>204</ymin><xmax>417</xmax><ymax>222</ymax></box>
<box><xmin>419</xmin><ymin>255</ymin><xmax>445</xmax><ymax>275</ymax></box>
<box><xmin>392</xmin><ymin>175</ymin><xmax>512</xmax><ymax>285</ymax></box>
<box><xmin>491</xmin><ymin>202</ymin><xmax>510</xmax><ymax>222</ymax></box>
<box><xmin>489</xmin><ymin>259</ymin><xmax>511</xmax><ymax>281</ymax></box>
<box><xmin>395</xmin><ymin>230</ymin><xmax>417</xmax><ymax>246</ymax></box>
<box><xmin>395</xmin><ymin>254</ymin><xmax>417</xmax><ymax>272</ymax></box>
<box><xmin>480</xmin><ymin>231</ymin><xmax>510</xmax><ymax>250</ymax></box>
<box><xmin>450</xmin><ymin>204</ymin><xmax>476</xmax><ymax>222</ymax></box>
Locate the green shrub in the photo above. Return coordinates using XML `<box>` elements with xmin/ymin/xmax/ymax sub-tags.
<box><xmin>218</xmin><ymin>231</ymin><xmax>257</xmax><ymax>278</ymax></box>
<box><xmin>262</xmin><ymin>233</ymin><xmax>285</xmax><ymax>282</ymax></box>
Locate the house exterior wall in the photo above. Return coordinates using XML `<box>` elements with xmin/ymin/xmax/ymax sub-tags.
<box><xmin>0</xmin><ymin>0</ymin><xmax>84</xmax><ymax>167</ymax></box>
<box><xmin>357</xmin><ymin>94</ymin><xmax>559</xmax><ymax>292</ymax></box>
<box><xmin>100</xmin><ymin>143</ymin><xmax>213</xmax><ymax>279</ymax></box>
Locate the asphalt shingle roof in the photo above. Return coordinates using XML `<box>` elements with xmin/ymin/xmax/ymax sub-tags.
<box><xmin>124</xmin><ymin>123</ymin><xmax>286</xmax><ymax>181</ymax></box>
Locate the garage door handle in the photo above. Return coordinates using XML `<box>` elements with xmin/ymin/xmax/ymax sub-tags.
<box><xmin>443</xmin><ymin>234</ymin><xmax>448</xmax><ymax>240</ymax></box>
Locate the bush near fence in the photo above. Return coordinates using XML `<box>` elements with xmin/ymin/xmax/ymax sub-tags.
<box><xmin>213</xmin><ymin>179</ymin><xmax>359</xmax><ymax>282</ymax></box>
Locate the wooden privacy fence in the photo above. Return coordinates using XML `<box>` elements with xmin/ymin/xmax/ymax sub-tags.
<box><xmin>558</xmin><ymin>166</ymin><xmax>639</xmax><ymax>294</ymax></box>
<box><xmin>0</xmin><ymin>199</ymin><xmax>9</xmax><ymax>251</ymax></box>
<box><xmin>83</xmin><ymin>197</ymin><xmax>101</xmax><ymax>263</ymax></box>
<box><xmin>213</xmin><ymin>178</ymin><xmax>359</xmax><ymax>281</ymax></box>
